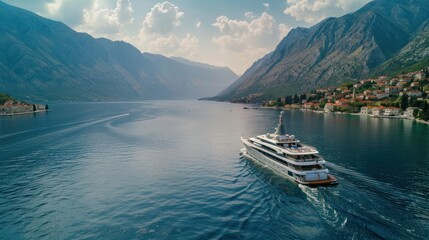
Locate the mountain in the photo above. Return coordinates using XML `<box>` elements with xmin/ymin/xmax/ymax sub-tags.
<box><xmin>373</xmin><ymin>19</ymin><xmax>429</xmax><ymax>76</ymax></box>
<box><xmin>170</xmin><ymin>57</ymin><xmax>227</xmax><ymax>71</ymax></box>
<box><xmin>214</xmin><ymin>0</ymin><xmax>429</xmax><ymax>101</ymax></box>
<box><xmin>0</xmin><ymin>1</ymin><xmax>237</xmax><ymax>101</ymax></box>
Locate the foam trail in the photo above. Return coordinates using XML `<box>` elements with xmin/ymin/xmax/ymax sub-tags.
<box><xmin>0</xmin><ymin>113</ymin><xmax>130</xmax><ymax>150</ymax></box>
<box><xmin>299</xmin><ymin>184</ymin><xmax>341</xmax><ymax>227</ymax></box>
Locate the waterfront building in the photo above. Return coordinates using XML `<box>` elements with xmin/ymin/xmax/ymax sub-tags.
<box><xmin>383</xmin><ymin>107</ymin><xmax>401</xmax><ymax>116</ymax></box>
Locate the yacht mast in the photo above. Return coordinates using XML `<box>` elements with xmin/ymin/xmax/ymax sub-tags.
<box><xmin>274</xmin><ymin>111</ymin><xmax>285</xmax><ymax>135</ymax></box>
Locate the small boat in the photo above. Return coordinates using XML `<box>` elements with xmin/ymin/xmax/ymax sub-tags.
<box><xmin>240</xmin><ymin>111</ymin><xmax>338</xmax><ymax>186</ymax></box>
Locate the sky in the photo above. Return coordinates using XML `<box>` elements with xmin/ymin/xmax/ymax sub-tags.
<box><xmin>3</xmin><ymin>0</ymin><xmax>372</xmax><ymax>74</ymax></box>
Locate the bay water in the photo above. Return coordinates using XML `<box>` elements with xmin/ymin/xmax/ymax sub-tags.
<box><xmin>1</xmin><ymin>101</ymin><xmax>428</xmax><ymax>239</ymax></box>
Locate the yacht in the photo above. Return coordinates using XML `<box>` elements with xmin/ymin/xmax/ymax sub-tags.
<box><xmin>240</xmin><ymin>111</ymin><xmax>338</xmax><ymax>187</ymax></box>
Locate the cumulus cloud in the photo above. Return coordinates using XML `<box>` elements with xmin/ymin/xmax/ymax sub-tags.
<box><xmin>278</xmin><ymin>23</ymin><xmax>291</xmax><ymax>39</ymax></box>
<box><xmin>135</xmin><ymin>33</ymin><xmax>199</xmax><ymax>59</ymax></box>
<box><xmin>196</xmin><ymin>21</ymin><xmax>202</xmax><ymax>28</ymax></box>
<box><xmin>212</xmin><ymin>12</ymin><xmax>290</xmax><ymax>72</ymax></box>
<box><xmin>136</xmin><ymin>2</ymin><xmax>199</xmax><ymax>60</ymax></box>
<box><xmin>43</xmin><ymin>0</ymin><xmax>91</xmax><ymax>26</ymax></box>
<box><xmin>212</xmin><ymin>12</ymin><xmax>288</xmax><ymax>51</ymax></box>
<box><xmin>115</xmin><ymin>0</ymin><xmax>134</xmax><ymax>24</ymax></box>
<box><xmin>142</xmin><ymin>1</ymin><xmax>184</xmax><ymax>34</ymax></box>
<box><xmin>149</xmin><ymin>33</ymin><xmax>199</xmax><ymax>57</ymax></box>
<box><xmin>245</xmin><ymin>11</ymin><xmax>255</xmax><ymax>19</ymax></box>
<box><xmin>46</xmin><ymin>0</ymin><xmax>62</xmax><ymax>15</ymax></box>
<box><xmin>263</xmin><ymin>3</ymin><xmax>270</xmax><ymax>10</ymax></box>
<box><xmin>284</xmin><ymin>0</ymin><xmax>371</xmax><ymax>24</ymax></box>
<box><xmin>76</xmin><ymin>0</ymin><xmax>134</xmax><ymax>37</ymax></box>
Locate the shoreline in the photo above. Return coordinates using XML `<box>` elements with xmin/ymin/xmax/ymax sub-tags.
<box><xmin>259</xmin><ymin>106</ymin><xmax>429</xmax><ymax>125</ymax></box>
<box><xmin>0</xmin><ymin>109</ymin><xmax>48</xmax><ymax>116</ymax></box>
<box><xmin>416</xmin><ymin>119</ymin><xmax>429</xmax><ymax>125</ymax></box>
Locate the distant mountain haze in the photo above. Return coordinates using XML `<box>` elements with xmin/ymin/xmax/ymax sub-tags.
<box><xmin>0</xmin><ymin>1</ymin><xmax>237</xmax><ymax>101</ymax></box>
<box><xmin>214</xmin><ymin>0</ymin><xmax>429</xmax><ymax>101</ymax></box>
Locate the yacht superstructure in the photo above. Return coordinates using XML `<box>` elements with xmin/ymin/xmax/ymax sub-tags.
<box><xmin>240</xmin><ymin>111</ymin><xmax>337</xmax><ymax>186</ymax></box>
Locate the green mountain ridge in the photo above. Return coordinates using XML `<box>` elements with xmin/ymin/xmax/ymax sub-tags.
<box><xmin>373</xmin><ymin>19</ymin><xmax>429</xmax><ymax>76</ymax></box>
<box><xmin>213</xmin><ymin>0</ymin><xmax>429</xmax><ymax>101</ymax></box>
<box><xmin>0</xmin><ymin>1</ymin><xmax>238</xmax><ymax>101</ymax></box>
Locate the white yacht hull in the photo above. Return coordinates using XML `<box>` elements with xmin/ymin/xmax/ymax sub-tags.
<box><xmin>241</xmin><ymin>145</ymin><xmax>299</xmax><ymax>182</ymax></box>
<box><xmin>241</xmin><ymin>139</ymin><xmax>337</xmax><ymax>187</ymax></box>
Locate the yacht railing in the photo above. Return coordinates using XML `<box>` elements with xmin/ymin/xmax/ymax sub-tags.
<box><xmin>294</xmin><ymin>165</ymin><xmax>326</xmax><ymax>171</ymax></box>
<box><xmin>289</xmin><ymin>156</ymin><xmax>324</xmax><ymax>163</ymax></box>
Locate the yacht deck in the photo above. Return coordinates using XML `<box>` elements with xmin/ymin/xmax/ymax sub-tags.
<box><xmin>256</xmin><ymin>135</ymin><xmax>318</xmax><ymax>154</ymax></box>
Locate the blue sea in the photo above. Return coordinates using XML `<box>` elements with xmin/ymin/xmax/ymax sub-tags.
<box><xmin>1</xmin><ymin>101</ymin><xmax>428</xmax><ymax>239</ymax></box>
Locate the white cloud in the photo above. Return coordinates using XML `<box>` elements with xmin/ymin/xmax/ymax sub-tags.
<box><xmin>43</xmin><ymin>0</ymin><xmax>91</xmax><ymax>26</ymax></box>
<box><xmin>278</xmin><ymin>23</ymin><xmax>291</xmax><ymax>39</ymax></box>
<box><xmin>284</xmin><ymin>0</ymin><xmax>371</xmax><ymax>24</ymax></box>
<box><xmin>212</xmin><ymin>15</ymin><xmax>250</xmax><ymax>36</ymax></box>
<box><xmin>115</xmin><ymin>0</ymin><xmax>134</xmax><ymax>24</ymax></box>
<box><xmin>263</xmin><ymin>3</ymin><xmax>270</xmax><ymax>10</ymax></box>
<box><xmin>212</xmin><ymin>35</ymin><xmax>246</xmax><ymax>52</ymax></box>
<box><xmin>212</xmin><ymin>12</ymin><xmax>290</xmax><ymax>73</ymax></box>
<box><xmin>77</xmin><ymin>0</ymin><xmax>134</xmax><ymax>37</ymax></box>
<box><xmin>212</xmin><ymin>12</ymin><xmax>285</xmax><ymax>49</ymax></box>
<box><xmin>142</xmin><ymin>1</ymin><xmax>184</xmax><ymax>34</ymax></box>
<box><xmin>136</xmin><ymin>33</ymin><xmax>199</xmax><ymax>59</ymax></box>
<box><xmin>136</xmin><ymin>2</ymin><xmax>199</xmax><ymax>60</ymax></box>
<box><xmin>46</xmin><ymin>0</ymin><xmax>62</xmax><ymax>15</ymax></box>
<box><xmin>245</xmin><ymin>11</ymin><xmax>255</xmax><ymax>19</ymax></box>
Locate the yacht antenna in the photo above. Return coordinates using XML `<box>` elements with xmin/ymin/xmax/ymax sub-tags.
<box><xmin>274</xmin><ymin>111</ymin><xmax>285</xmax><ymax>135</ymax></box>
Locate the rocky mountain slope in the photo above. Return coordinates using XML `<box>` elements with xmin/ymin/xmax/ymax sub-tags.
<box><xmin>373</xmin><ymin>18</ymin><xmax>429</xmax><ymax>76</ymax></box>
<box><xmin>0</xmin><ymin>1</ymin><xmax>237</xmax><ymax>101</ymax></box>
<box><xmin>214</xmin><ymin>0</ymin><xmax>429</xmax><ymax>101</ymax></box>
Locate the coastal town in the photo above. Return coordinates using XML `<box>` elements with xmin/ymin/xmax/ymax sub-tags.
<box><xmin>260</xmin><ymin>68</ymin><xmax>429</xmax><ymax>123</ymax></box>
<box><xmin>0</xmin><ymin>93</ymin><xmax>48</xmax><ymax>116</ymax></box>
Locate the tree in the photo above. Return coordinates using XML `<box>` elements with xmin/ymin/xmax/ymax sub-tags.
<box><xmin>0</xmin><ymin>93</ymin><xmax>13</xmax><ymax>105</ymax></box>
<box><xmin>341</xmin><ymin>82</ymin><xmax>354</xmax><ymax>88</ymax></box>
<box><xmin>293</xmin><ymin>93</ymin><xmax>299</xmax><ymax>104</ymax></box>
<box><xmin>300</xmin><ymin>93</ymin><xmax>307</xmax><ymax>103</ymax></box>
<box><xmin>276</xmin><ymin>98</ymin><xmax>282</xmax><ymax>106</ymax></box>
<box><xmin>394</xmin><ymin>102</ymin><xmax>400</xmax><ymax>108</ymax></box>
<box><xmin>409</xmin><ymin>96</ymin><xmax>417</xmax><ymax>107</ymax></box>
<box><xmin>423</xmin><ymin>111</ymin><xmax>429</xmax><ymax>121</ymax></box>
<box><xmin>401</xmin><ymin>94</ymin><xmax>408</xmax><ymax>110</ymax></box>
<box><xmin>418</xmin><ymin>102</ymin><xmax>429</xmax><ymax>120</ymax></box>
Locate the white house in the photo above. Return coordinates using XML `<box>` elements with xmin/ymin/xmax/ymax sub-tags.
<box><xmin>372</xmin><ymin>107</ymin><xmax>384</xmax><ymax>116</ymax></box>
<box><xmin>404</xmin><ymin>107</ymin><xmax>417</xmax><ymax>119</ymax></box>
<box><xmin>363</xmin><ymin>90</ymin><xmax>372</xmax><ymax>95</ymax></box>
<box><xmin>360</xmin><ymin>106</ymin><xmax>374</xmax><ymax>115</ymax></box>
<box><xmin>385</xmin><ymin>86</ymin><xmax>402</xmax><ymax>94</ymax></box>
<box><xmin>374</xmin><ymin>90</ymin><xmax>389</xmax><ymax>99</ymax></box>
<box><xmin>324</xmin><ymin>103</ymin><xmax>334</xmax><ymax>112</ymax></box>
<box><xmin>407</xmin><ymin>90</ymin><xmax>423</xmax><ymax>97</ymax></box>
<box><xmin>414</xmin><ymin>71</ymin><xmax>425</xmax><ymax>80</ymax></box>
<box><xmin>410</xmin><ymin>82</ymin><xmax>420</xmax><ymax>87</ymax></box>
<box><xmin>383</xmin><ymin>107</ymin><xmax>400</xmax><ymax>116</ymax></box>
